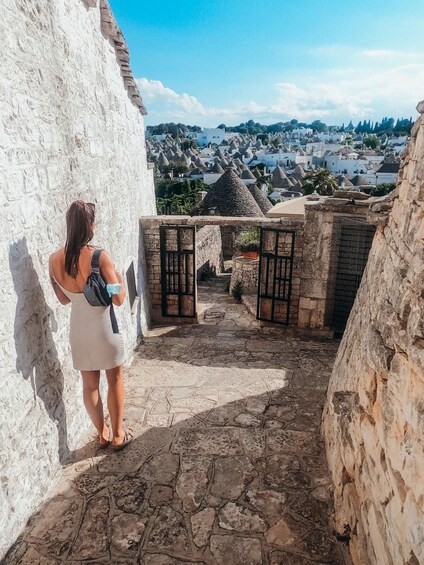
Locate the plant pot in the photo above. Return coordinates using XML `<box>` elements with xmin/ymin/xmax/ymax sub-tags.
<box><xmin>240</xmin><ymin>251</ymin><xmax>259</xmax><ymax>259</ymax></box>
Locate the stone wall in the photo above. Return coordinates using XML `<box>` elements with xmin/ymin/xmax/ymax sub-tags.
<box><xmin>322</xmin><ymin>104</ymin><xmax>424</xmax><ymax>564</ymax></box>
<box><xmin>0</xmin><ymin>0</ymin><xmax>155</xmax><ymax>558</ymax></box>
<box><xmin>140</xmin><ymin>216</ymin><xmax>290</xmax><ymax>324</ymax></box>
<box><xmin>298</xmin><ymin>197</ymin><xmax>372</xmax><ymax>331</ymax></box>
<box><xmin>230</xmin><ymin>256</ymin><xmax>259</xmax><ymax>294</ymax></box>
<box><xmin>196</xmin><ymin>225</ymin><xmax>224</xmax><ymax>279</ymax></box>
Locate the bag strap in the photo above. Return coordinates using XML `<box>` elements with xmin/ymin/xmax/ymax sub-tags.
<box><xmin>90</xmin><ymin>249</ymin><xmax>102</xmax><ymax>273</ymax></box>
<box><xmin>110</xmin><ymin>304</ymin><xmax>119</xmax><ymax>334</ymax></box>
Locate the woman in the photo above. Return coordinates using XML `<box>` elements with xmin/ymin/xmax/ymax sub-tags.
<box><xmin>49</xmin><ymin>200</ymin><xmax>133</xmax><ymax>450</ymax></box>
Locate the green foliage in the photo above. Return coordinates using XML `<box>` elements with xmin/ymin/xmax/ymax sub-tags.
<box><xmin>370</xmin><ymin>183</ymin><xmax>396</xmax><ymax>197</ymax></box>
<box><xmin>180</xmin><ymin>139</ymin><xmax>198</xmax><ymax>150</ymax></box>
<box><xmin>231</xmin><ymin>279</ymin><xmax>244</xmax><ymax>302</ymax></box>
<box><xmin>199</xmin><ymin>263</ymin><xmax>215</xmax><ymax>281</ymax></box>
<box><xmin>147</xmin><ymin>122</ymin><xmax>201</xmax><ymax>137</ymax></box>
<box><xmin>364</xmin><ymin>135</ymin><xmax>379</xmax><ymax>149</ymax></box>
<box><xmin>148</xmin><ymin>116</ymin><xmax>413</xmax><ymax>139</ymax></box>
<box><xmin>301</xmin><ymin>168</ymin><xmax>338</xmax><ymax>196</ymax></box>
<box><xmin>235</xmin><ymin>227</ymin><xmax>260</xmax><ymax>252</ymax></box>
<box><xmin>155</xmin><ymin>179</ymin><xmax>209</xmax><ymax>215</ymax></box>
<box><xmin>162</xmin><ymin>161</ymin><xmax>189</xmax><ymax>176</ymax></box>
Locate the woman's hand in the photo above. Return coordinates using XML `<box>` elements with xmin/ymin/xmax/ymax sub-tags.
<box><xmin>99</xmin><ymin>252</ymin><xmax>126</xmax><ymax>306</ymax></box>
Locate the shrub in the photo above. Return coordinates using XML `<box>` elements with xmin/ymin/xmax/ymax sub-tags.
<box><xmin>235</xmin><ymin>227</ymin><xmax>260</xmax><ymax>252</ymax></box>
<box><xmin>231</xmin><ymin>279</ymin><xmax>244</xmax><ymax>302</ymax></box>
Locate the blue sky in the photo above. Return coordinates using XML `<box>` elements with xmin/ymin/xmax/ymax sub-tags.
<box><xmin>109</xmin><ymin>0</ymin><xmax>424</xmax><ymax>127</ymax></box>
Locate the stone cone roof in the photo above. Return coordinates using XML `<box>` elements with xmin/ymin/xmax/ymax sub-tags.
<box><xmin>272</xmin><ymin>166</ymin><xmax>288</xmax><ymax>187</ymax></box>
<box><xmin>252</xmin><ymin>168</ymin><xmax>262</xmax><ymax>179</ymax></box>
<box><xmin>196</xmin><ymin>167</ymin><xmax>264</xmax><ymax>217</ymax></box>
<box><xmin>241</xmin><ymin>169</ymin><xmax>256</xmax><ymax>180</ymax></box>
<box><xmin>157</xmin><ymin>152</ymin><xmax>169</xmax><ymax>168</ymax></box>
<box><xmin>214</xmin><ymin>148</ymin><xmax>226</xmax><ymax>159</ymax></box>
<box><xmin>350</xmin><ymin>174</ymin><xmax>369</xmax><ymax>186</ymax></box>
<box><xmin>209</xmin><ymin>161</ymin><xmax>225</xmax><ymax>174</ymax></box>
<box><xmin>335</xmin><ymin>174</ymin><xmax>353</xmax><ymax>187</ymax></box>
<box><xmin>248</xmin><ymin>184</ymin><xmax>273</xmax><ymax>214</ymax></box>
<box><xmin>291</xmin><ymin>164</ymin><xmax>305</xmax><ymax>180</ymax></box>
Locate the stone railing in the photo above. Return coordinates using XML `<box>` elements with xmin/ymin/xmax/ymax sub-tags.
<box><xmin>230</xmin><ymin>255</ymin><xmax>259</xmax><ymax>295</ymax></box>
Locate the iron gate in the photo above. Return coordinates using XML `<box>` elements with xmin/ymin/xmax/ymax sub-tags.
<box><xmin>256</xmin><ymin>228</ymin><xmax>295</xmax><ymax>325</ymax></box>
<box><xmin>160</xmin><ymin>225</ymin><xmax>196</xmax><ymax>318</ymax></box>
<box><xmin>332</xmin><ymin>220</ymin><xmax>375</xmax><ymax>334</ymax></box>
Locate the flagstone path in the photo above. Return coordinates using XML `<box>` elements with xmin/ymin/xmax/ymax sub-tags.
<box><xmin>3</xmin><ymin>277</ymin><xmax>350</xmax><ymax>565</ymax></box>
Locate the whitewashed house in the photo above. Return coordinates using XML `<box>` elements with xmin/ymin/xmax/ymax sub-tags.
<box><xmin>375</xmin><ymin>162</ymin><xmax>399</xmax><ymax>185</ymax></box>
<box><xmin>197</xmin><ymin>128</ymin><xmax>225</xmax><ymax>147</ymax></box>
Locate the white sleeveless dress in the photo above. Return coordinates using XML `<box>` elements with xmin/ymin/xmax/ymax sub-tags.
<box><xmin>57</xmin><ymin>282</ymin><xmax>125</xmax><ymax>371</ymax></box>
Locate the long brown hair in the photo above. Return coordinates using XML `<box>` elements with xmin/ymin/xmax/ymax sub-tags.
<box><xmin>65</xmin><ymin>200</ymin><xmax>95</xmax><ymax>277</ymax></box>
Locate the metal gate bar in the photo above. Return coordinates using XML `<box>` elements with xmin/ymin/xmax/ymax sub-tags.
<box><xmin>256</xmin><ymin>228</ymin><xmax>295</xmax><ymax>325</ymax></box>
<box><xmin>332</xmin><ymin>222</ymin><xmax>375</xmax><ymax>334</ymax></box>
<box><xmin>160</xmin><ymin>225</ymin><xmax>196</xmax><ymax>318</ymax></box>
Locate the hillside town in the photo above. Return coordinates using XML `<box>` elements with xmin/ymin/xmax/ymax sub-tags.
<box><xmin>146</xmin><ymin>123</ymin><xmax>406</xmax><ymax>215</ymax></box>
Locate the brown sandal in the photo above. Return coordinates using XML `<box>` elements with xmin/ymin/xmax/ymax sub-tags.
<box><xmin>111</xmin><ymin>428</ymin><xmax>134</xmax><ymax>451</ymax></box>
<box><xmin>99</xmin><ymin>427</ymin><xmax>112</xmax><ymax>449</ymax></box>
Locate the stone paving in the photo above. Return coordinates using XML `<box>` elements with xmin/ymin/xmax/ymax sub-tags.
<box><xmin>3</xmin><ymin>276</ymin><xmax>350</xmax><ymax>565</ymax></box>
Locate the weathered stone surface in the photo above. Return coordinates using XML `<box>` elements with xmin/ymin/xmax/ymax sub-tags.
<box><xmin>149</xmin><ymin>485</ymin><xmax>173</xmax><ymax>505</ymax></box>
<box><xmin>323</xmin><ymin>111</ymin><xmax>424</xmax><ymax>563</ymax></box>
<box><xmin>176</xmin><ymin>456</ymin><xmax>212</xmax><ymax>511</ymax></box>
<box><xmin>72</xmin><ymin>496</ymin><xmax>109</xmax><ymax>559</ymax></box>
<box><xmin>25</xmin><ymin>497</ymin><xmax>81</xmax><ymax>558</ymax></box>
<box><xmin>190</xmin><ymin>507</ymin><xmax>215</xmax><ymax>547</ymax></box>
<box><xmin>173</xmin><ymin>428</ymin><xmax>242</xmax><ymax>456</ymax></box>
<box><xmin>210</xmin><ymin>455</ymin><xmax>256</xmax><ymax>500</ymax></box>
<box><xmin>219</xmin><ymin>502</ymin><xmax>267</xmax><ymax>532</ymax></box>
<box><xmin>265</xmin><ymin>517</ymin><xmax>298</xmax><ymax>547</ymax></box>
<box><xmin>111</xmin><ymin>513</ymin><xmax>146</xmax><ymax>554</ymax></box>
<box><xmin>142</xmin><ymin>555</ymin><xmax>206</xmax><ymax>565</ymax></box>
<box><xmin>146</xmin><ymin>507</ymin><xmax>190</xmax><ymax>554</ymax></box>
<box><xmin>112</xmin><ymin>477</ymin><xmax>148</xmax><ymax>514</ymax></box>
<box><xmin>138</xmin><ymin>453</ymin><xmax>180</xmax><ymax>485</ymax></box>
<box><xmin>245</xmin><ymin>488</ymin><xmax>287</xmax><ymax>524</ymax></box>
<box><xmin>210</xmin><ymin>534</ymin><xmax>262</xmax><ymax>565</ymax></box>
<box><xmin>3</xmin><ymin>281</ymin><xmax>345</xmax><ymax>563</ymax></box>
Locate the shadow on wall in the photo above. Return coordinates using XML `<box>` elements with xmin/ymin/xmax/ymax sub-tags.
<box><xmin>9</xmin><ymin>238</ymin><xmax>70</xmax><ymax>464</ymax></box>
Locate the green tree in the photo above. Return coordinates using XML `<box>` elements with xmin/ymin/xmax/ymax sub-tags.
<box><xmin>155</xmin><ymin>179</ymin><xmax>209</xmax><ymax>215</ymax></box>
<box><xmin>162</xmin><ymin>161</ymin><xmax>189</xmax><ymax>177</ymax></box>
<box><xmin>301</xmin><ymin>168</ymin><xmax>338</xmax><ymax>196</ymax></box>
<box><xmin>370</xmin><ymin>183</ymin><xmax>396</xmax><ymax>197</ymax></box>
<box><xmin>364</xmin><ymin>135</ymin><xmax>379</xmax><ymax>149</ymax></box>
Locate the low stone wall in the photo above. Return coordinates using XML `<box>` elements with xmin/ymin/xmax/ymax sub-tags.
<box><xmin>322</xmin><ymin>106</ymin><xmax>424</xmax><ymax>564</ymax></box>
<box><xmin>230</xmin><ymin>255</ymin><xmax>259</xmax><ymax>295</ymax></box>
<box><xmin>221</xmin><ymin>225</ymin><xmax>244</xmax><ymax>258</ymax></box>
<box><xmin>196</xmin><ymin>225</ymin><xmax>223</xmax><ymax>279</ymax></box>
<box><xmin>298</xmin><ymin>197</ymin><xmax>372</xmax><ymax>330</ymax></box>
<box><xmin>140</xmin><ymin>216</ymin><xmax>292</xmax><ymax>324</ymax></box>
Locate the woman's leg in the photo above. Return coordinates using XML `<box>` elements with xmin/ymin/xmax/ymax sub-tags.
<box><xmin>105</xmin><ymin>365</ymin><xmax>126</xmax><ymax>443</ymax></box>
<box><xmin>81</xmin><ymin>370</ymin><xmax>109</xmax><ymax>443</ymax></box>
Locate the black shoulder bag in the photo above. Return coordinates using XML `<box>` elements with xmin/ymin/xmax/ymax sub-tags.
<box><xmin>83</xmin><ymin>249</ymin><xmax>119</xmax><ymax>334</ymax></box>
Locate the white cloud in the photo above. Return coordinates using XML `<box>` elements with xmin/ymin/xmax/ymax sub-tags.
<box><xmin>137</xmin><ymin>50</ymin><xmax>424</xmax><ymax>126</ymax></box>
<box><xmin>362</xmin><ymin>49</ymin><xmax>394</xmax><ymax>57</ymax></box>
<box><xmin>136</xmin><ymin>78</ymin><xmax>205</xmax><ymax>114</ymax></box>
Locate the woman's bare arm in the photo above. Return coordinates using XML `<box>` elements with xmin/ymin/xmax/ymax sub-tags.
<box><xmin>49</xmin><ymin>255</ymin><xmax>71</xmax><ymax>305</ymax></box>
<box><xmin>99</xmin><ymin>251</ymin><xmax>126</xmax><ymax>306</ymax></box>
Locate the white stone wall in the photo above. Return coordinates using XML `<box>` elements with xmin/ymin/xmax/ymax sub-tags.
<box><xmin>0</xmin><ymin>0</ymin><xmax>155</xmax><ymax>558</ymax></box>
<box><xmin>322</xmin><ymin>105</ymin><xmax>424</xmax><ymax>564</ymax></box>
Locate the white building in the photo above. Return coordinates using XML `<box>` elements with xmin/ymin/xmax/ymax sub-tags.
<box><xmin>197</xmin><ymin>128</ymin><xmax>225</xmax><ymax>147</ymax></box>
<box><xmin>375</xmin><ymin>162</ymin><xmax>400</xmax><ymax>185</ymax></box>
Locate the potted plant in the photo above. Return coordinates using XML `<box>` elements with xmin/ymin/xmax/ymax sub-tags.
<box><xmin>235</xmin><ymin>227</ymin><xmax>260</xmax><ymax>259</ymax></box>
